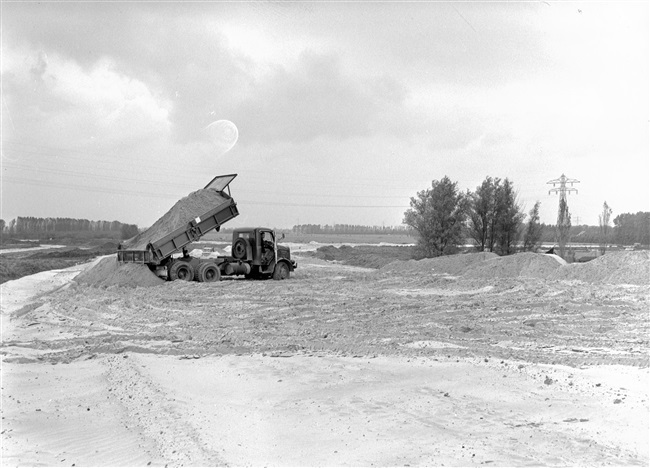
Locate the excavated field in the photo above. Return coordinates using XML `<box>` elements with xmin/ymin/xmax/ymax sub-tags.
<box><xmin>6</xmin><ymin>250</ymin><xmax>648</xmax><ymax>367</ymax></box>
<box><xmin>1</xmin><ymin>249</ymin><xmax>649</xmax><ymax>466</ymax></box>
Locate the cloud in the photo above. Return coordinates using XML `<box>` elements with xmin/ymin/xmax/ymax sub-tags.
<box><xmin>2</xmin><ymin>44</ymin><xmax>171</xmax><ymax>147</ymax></box>
<box><xmin>1</xmin><ymin>3</ymin><xmax>245</xmax><ymax>143</ymax></box>
<box><xmin>2</xmin><ymin>3</ymin><xmax>414</xmax><ymax>147</ymax></box>
<box><xmin>1</xmin><ymin>2</ymin><xmax>647</xmax><ymax>227</ymax></box>
<box><xmin>230</xmin><ymin>51</ymin><xmax>407</xmax><ymax>145</ymax></box>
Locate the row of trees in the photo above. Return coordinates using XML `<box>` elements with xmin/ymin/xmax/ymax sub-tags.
<box><xmin>1</xmin><ymin>217</ymin><xmax>139</xmax><ymax>240</ymax></box>
<box><xmin>403</xmin><ymin>176</ymin><xmax>539</xmax><ymax>258</ymax></box>
<box><xmin>403</xmin><ymin>176</ymin><xmax>649</xmax><ymax>259</ymax></box>
<box><xmin>530</xmin><ymin>215</ymin><xmax>648</xmax><ymax>246</ymax></box>
<box><xmin>611</xmin><ymin>211</ymin><xmax>650</xmax><ymax>246</ymax></box>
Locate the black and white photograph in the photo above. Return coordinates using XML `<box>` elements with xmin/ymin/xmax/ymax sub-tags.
<box><xmin>1</xmin><ymin>1</ymin><xmax>648</xmax><ymax>466</ymax></box>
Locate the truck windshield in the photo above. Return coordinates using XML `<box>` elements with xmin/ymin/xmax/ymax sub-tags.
<box><xmin>204</xmin><ymin>174</ymin><xmax>237</xmax><ymax>192</ymax></box>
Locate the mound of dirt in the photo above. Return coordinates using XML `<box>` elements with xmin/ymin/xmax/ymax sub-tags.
<box><xmin>550</xmin><ymin>250</ymin><xmax>650</xmax><ymax>285</ymax></box>
<box><xmin>463</xmin><ymin>252</ymin><xmax>563</xmax><ymax>280</ymax></box>
<box><xmin>125</xmin><ymin>189</ymin><xmax>229</xmax><ymax>250</ymax></box>
<box><xmin>27</xmin><ymin>247</ymin><xmax>89</xmax><ymax>259</ymax></box>
<box><xmin>307</xmin><ymin>245</ymin><xmax>415</xmax><ymax>269</ymax></box>
<box><xmin>75</xmin><ymin>257</ymin><xmax>164</xmax><ymax>288</ymax></box>
<box><xmin>380</xmin><ymin>250</ymin><xmax>649</xmax><ymax>285</ymax></box>
<box><xmin>382</xmin><ymin>252</ymin><xmax>498</xmax><ymax>276</ymax></box>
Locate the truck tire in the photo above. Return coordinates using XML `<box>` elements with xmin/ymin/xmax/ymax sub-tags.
<box><xmin>196</xmin><ymin>263</ymin><xmax>221</xmax><ymax>282</ymax></box>
<box><xmin>272</xmin><ymin>262</ymin><xmax>290</xmax><ymax>280</ymax></box>
<box><xmin>232</xmin><ymin>238</ymin><xmax>247</xmax><ymax>260</ymax></box>
<box><xmin>169</xmin><ymin>261</ymin><xmax>195</xmax><ymax>281</ymax></box>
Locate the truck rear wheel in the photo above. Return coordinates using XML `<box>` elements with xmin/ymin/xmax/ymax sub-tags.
<box><xmin>196</xmin><ymin>263</ymin><xmax>221</xmax><ymax>282</ymax></box>
<box><xmin>169</xmin><ymin>261</ymin><xmax>195</xmax><ymax>281</ymax></box>
<box><xmin>272</xmin><ymin>262</ymin><xmax>290</xmax><ymax>280</ymax></box>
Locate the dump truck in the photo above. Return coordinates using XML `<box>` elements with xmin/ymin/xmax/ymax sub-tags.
<box><xmin>116</xmin><ymin>174</ymin><xmax>297</xmax><ymax>281</ymax></box>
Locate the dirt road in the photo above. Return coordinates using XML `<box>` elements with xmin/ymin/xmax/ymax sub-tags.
<box><xmin>1</xmin><ymin>252</ymin><xmax>648</xmax><ymax>466</ymax></box>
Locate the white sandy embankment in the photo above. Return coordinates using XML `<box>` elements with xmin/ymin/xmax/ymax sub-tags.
<box><xmin>3</xmin><ymin>353</ymin><xmax>648</xmax><ymax>466</ymax></box>
<box><xmin>0</xmin><ymin>259</ymin><xmax>99</xmax><ymax>343</ymax></box>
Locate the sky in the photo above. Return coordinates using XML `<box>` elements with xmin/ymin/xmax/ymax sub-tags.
<box><xmin>1</xmin><ymin>1</ymin><xmax>648</xmax><ymax>230</ymax></box>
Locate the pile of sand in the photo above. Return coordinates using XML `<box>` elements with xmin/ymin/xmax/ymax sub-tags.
<box><xmin>75</xmin><ymin>257</ymin><xmax>163</xmax><ymax>288</ymax></box>
<box><xmin>74</xmin><ymin>189</ymin><xmax>230</xmax><ymax>287</ymax></box>
<box><xmin>125</xmin><ymin>189</ymin><xmax>229</xmax><ymax>250</ymax></box>
<box><xmin>381</xmin><ymin>250</ymin><xmax>649</xmax><ymax>285</ymax></box>
<box><xmin>463</xmin><ymin>252</ymin><xmax>563</xmax><ymax>280</ymax></box>
<box><xmin>382</xmin><ymin>252</ymin><xmax>498</xmax><ymax>276</ymax></box>
<box><xmin>310</xmin><ymin>245</ymin><xmax>414</xmax><ymax>269</ymax></box>
<box><xmin>550</xmin><ymin>250</ymin><xmax>650</xmax><ymax>285</ymax></box>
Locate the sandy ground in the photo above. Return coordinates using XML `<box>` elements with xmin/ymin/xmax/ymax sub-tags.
<box><xmin>1</xmin><ymin>252</ymin><xmax>649</xmax><ymax>467</ymax></box>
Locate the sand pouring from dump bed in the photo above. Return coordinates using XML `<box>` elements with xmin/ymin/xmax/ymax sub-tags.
<box><xmin>124</xmin><ymin>189</ymin><xmax>229</xmax><ymax>251</ymax></box>
<box><xmin>77</xmin><ymin>188</ymin><xmax>230</xmax><ymax>287</ymax></box>
<box><xmin>75</xmin><ymin>257</ymin><xmax>163</xmax><ymax>288</ymax></box>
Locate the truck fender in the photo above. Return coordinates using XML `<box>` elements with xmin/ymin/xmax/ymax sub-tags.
<box><xmin>272</xmin><ymin>260</ymin><xmax>291</xmax><ymax>280</ymax></box>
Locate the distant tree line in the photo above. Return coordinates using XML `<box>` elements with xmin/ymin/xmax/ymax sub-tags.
<box><xmin>611</xmin><ymin>212</ymin><xmax>650</xmax><ymax>246</ymax></box>
<box><xmin>291</xmin><ymin>224</ymin><xmax>413</xmax><ymax>235</ymax></box>
<box><xmin>535</xmin><ymin>212</ymin><xmax>649</xmax><ymax>246</ymax></box>
<box><xmin>403</xmin><ymin>175</ymin><xmax>649</xmax><ymax>259</ymax></box>
<box><xmin>1</xmin><ymin>217</ymin><xmax>140</xmax><ymax>240</ymax></box>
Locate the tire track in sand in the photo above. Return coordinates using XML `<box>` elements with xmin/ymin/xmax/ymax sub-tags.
<box><xmin>103</xmin><ymin>354</ymin><xmax>227</xmax><ymax>467</ymax></box>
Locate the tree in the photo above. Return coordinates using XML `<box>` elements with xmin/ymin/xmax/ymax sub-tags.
<box><xmin>120</xmin><ymin>223</ymin><xmax>140</xmax><ymax>240</ymax></box>
<box><xmin>493</xmin><ymin>178</ymin><xmax>524</xmax><ymax>255</ymax></box>
<box><xmin>467</xmin><ymin>177</ymin><xmax>524</xmax><ymax>255</ymax></box>
<box><xmin>598</xmin><ymin>201</ymin><xmax>612</xmax><ymax>254</ymax></box>
<box><xmin>468</xmin><ymin>177</ymin><xmax>498</xmax><ymax>252</ymax></box>
<box><xmin>613</xmin><ymin>212</ymin><xmax>650</xmax><ymax>246</ymax></box>
<box><xmin>556</xmin><ymin>196</ymin><xmax>571</xmax><ymax>259</ymax></box>
<box><xmin>403</xmin><ymin>176</ymin><xmax>468</xmax><ymax>258</ymax></box>
<box><xmin>523</xmin><ymin>201</ymin><xmax>543</xmax><ymax>252</ymax></box>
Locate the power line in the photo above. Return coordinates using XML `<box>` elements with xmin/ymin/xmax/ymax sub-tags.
<box><xmin>2</xmin><ymin>176</ymin><xmax>411</xmax><ymax>209</ymax></box>
<box><xmin>2</xmin><ymin>164</ymin><xmax>413</xmax><ymax>201</ymax></box>
<box><xmin>2</xmin><ymin>140</ymin><xmax>424</xmax><ymax>187</ymax></box>
<box><xmin>237</xmin><ymin>199</ymin><xmax>409</xmax><ymax>209</ymax></box>
<box><xmin>2</xmin><ymin>148</ymin><xmax>420</xmax><ymax>192</ymax></box>
<box><xmin>2</xmin><ymin>175</ymin><xmax>181</xmax><ymax>199</ymax></box>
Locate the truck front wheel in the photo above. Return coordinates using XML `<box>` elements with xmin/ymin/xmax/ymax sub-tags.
<box><xmin>272</xmin><ymin>262</ymin><xmax>290</xmax><ymax>280</ymax></box>
<box><xmin>169</xmin><ymin>261</ymin><xmax>195</xmax><ymax>281</ymax></box>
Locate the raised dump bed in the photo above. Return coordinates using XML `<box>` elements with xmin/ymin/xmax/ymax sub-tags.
<box><xmin>117</xmin><ymin>174</ymin><xmax>239</xmax><ymax>266</ymax></box>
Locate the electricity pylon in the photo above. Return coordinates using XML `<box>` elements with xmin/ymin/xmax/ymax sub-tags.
<box><xmin>548</xmin><ymin>174</ymin><xmax>579</xmax><ymax>259</ymax></box>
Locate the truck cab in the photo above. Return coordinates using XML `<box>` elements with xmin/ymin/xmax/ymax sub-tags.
<box><xmin>231</xmin><ymin>227</ymin><xmax>296</xmax><ymax>280</ymax></box>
